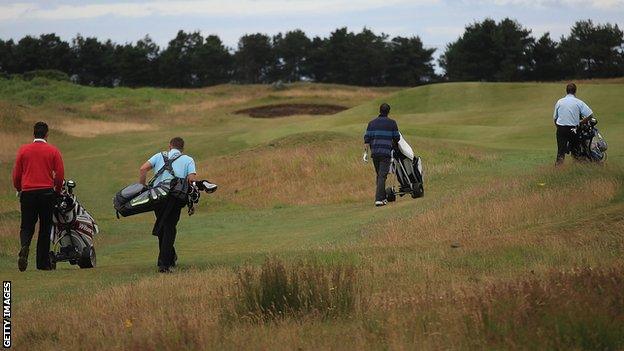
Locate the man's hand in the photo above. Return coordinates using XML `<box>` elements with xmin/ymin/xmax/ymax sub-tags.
<box><xmin>363</xmin><ymin>144</ymin><xmax>370</xmax><ymax>163</ymax></box>
<box><xmin>187</xmin><ymin>173</ymin><xmax>197</xmax><ymax>184</ymax></box>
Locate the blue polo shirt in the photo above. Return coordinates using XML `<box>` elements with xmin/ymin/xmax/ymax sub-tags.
<box><xmin>553</xmin><ymin>94</ymin><xmax>593</xmax><ymax>126</ymax></box>
<box><xmin>364</xmin><ymin>115</ymin><xmax>400</xmax><ymax>157</ymax></box>
<box><xmin>148</xmin><ymin>149</ymin><xmax>196</xmax><ymax>186</ymax></box>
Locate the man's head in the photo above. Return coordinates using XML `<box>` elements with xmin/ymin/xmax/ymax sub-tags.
<box><xmin>566</xmin><ymin>83</ymin><xmax>577</xmax><ymax>95</ymax></box>
<box><xmin>169</xmin><ymin>137</ymin><xmax>184</xmax><ymax>151</ymax></box>
<box><xmin>33</xmin><ymin>121</ymin><xmax>48</xmax><ymax>139</ymax></box>
<box><xmin>379</xmin><ymin>103</ymin><xmax>391</xmax><ymax>117</ymax></box>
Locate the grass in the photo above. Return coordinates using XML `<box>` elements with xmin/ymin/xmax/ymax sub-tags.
<box><xmin>0</xmin><ymin>77</ymin><xmax>623</xmax><ymax>349</ymax></box>
<box><xmin>232</xmin><ymin>257</ymin><xmax>358</xmax><ymax>321</ymax></box>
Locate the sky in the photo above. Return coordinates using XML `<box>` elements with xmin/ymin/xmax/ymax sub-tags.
<box><xmin>0</xmin><ymin>0</ymin><xmax>623</xmax><ymax>60</ymax></box>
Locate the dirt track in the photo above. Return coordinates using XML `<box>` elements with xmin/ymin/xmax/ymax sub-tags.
<box><xmin>235</xmin><ymin>103</ymin><xmax>347</xmax><ymax>118</ymax></box>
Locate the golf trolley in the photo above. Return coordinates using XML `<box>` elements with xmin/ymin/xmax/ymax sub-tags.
<box><xmin>570</xmin><ymin>117</ymin><xmax>608</xmax><ymax>163</ymax></box>
<box><xmin>50</xmin><ymin>180</ymin><xmax>99</xmax><ymax>269</ymax></box>
<box><xmin>385</xmin><ymin>133</ymin><xmax>424</xmax><ymax>202</ymax></box>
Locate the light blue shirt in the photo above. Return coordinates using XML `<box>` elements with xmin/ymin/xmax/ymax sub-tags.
<box><xmin>148</xmin><ymin>149</ymin><xmax>196</xmax><ymax>186</ymax></box>
<box><xmin>553</xmin><ymin>94</ymin><xmax>593</xmax><ymax>126</ymax></box>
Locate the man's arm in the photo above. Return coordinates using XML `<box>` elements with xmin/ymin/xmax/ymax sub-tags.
<box><xmin>53</xmin><ymin>149</ymin><xmax>65</xmax><ymax>192</ymax></box>
<box><xmin>579</xmin><ymin>101</ymin><xmax>593</xmax><ymax>124</ymax></box>
<box><xmin>186</xmin><ymin>159</ymin><xmax>197</xmax><ymax>183</ymax></box>
<box><xmin>363</xmin><ymin>122</ymin><xmax>372</xmax><ymax>162</ymax></box>
<box><xmin>12</xmin><ymin>149</ymin><xmax>22</xmax><ymax>191</ymax></box>
<box><xmin>392</xmin><ymin>120</ymin><xmax>401</xmax><ymax>145</ymax></box>
<box><xmin>553</xmin><ymin>103</ymin><xmax>559</xmax><ymax>125</ymax></box>
<box><xmin>139</xmin><ymin>162</ymin><xmax>152</xmax><ymax>185</ymax></box>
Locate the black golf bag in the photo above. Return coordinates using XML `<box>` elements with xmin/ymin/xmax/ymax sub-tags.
<box><xmin>570</xmin><ymin>118</ymin><xmax>608</xmax><ymax>162</ymax></box>
<box><xmin>114</xmin><ymin>152</ymin><xmax>188</xmax><ymax>218</ymax></box>
<box><xmin>386</xmin><ymin>133</ymin><xmax>424</xmax><ymax>202</ymax></box>
<box><xmin>114</xmin><ymin>179</ymin><xmax>218</xmax><ymax>218</ymax></box>
<box><xmin>114</xmin><ymin>181</ymin><xmax>170</xmax><ymax>217</ymax></box>
<box><xmin>50</xmin><ymin>180</ymin><xmax>99</xmax><ymax>269</ymax></box>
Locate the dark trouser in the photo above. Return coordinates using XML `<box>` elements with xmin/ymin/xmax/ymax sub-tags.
<box><xmin>19</xmin><ymin>188</ymin><xmax>55</xmax><ymax>269</ymax></box>
<box><xmin>556</xmin><ymin>125</ymin><xmax>576</xmax><ymax>165</ymax></box>
<box><xmin>373</xmin><ymin>155</ymin><xmax>391</xmax><ymax>202</ymax></box>
<box><xmin>153</xmin><ymin>198</ymin><xmax>183</xmax><ymax>269</ymax></box>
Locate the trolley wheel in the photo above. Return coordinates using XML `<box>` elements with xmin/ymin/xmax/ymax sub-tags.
<box><xmin>49</xmin><ymin>251</ymin><xmax>57</xmax><ymax>270</ymax></box>
<box><xmin>386</xmin><ymin>187</ymin><xmax>396</xmax><ymax>202</ymax></box>
<box><xmin>78</xmin><ymin>247</ymin><xmax>96</xmax><ymax>269</ymax></box>
<box><xmin>411</xmin><ymin>183</ymin><xmax>424</xmax><ymax>198</ymax></box>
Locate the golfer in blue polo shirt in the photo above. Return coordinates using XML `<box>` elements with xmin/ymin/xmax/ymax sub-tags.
<box><xmin>139</xmin><ymin>137</ymin><xmax>197</xmax><ymax>273</ymax></box>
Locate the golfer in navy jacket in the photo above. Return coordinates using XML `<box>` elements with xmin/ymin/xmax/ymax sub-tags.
<box><xmin>364</xmin><ymin>103</ymin><xmax>400</xmax><ymax>207</ymax></box>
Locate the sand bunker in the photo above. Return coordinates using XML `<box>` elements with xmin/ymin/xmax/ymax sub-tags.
<box><xmin>235</xmin><ymin>103</ymin><xmax>348</xmax><ymax>118</ymax></box>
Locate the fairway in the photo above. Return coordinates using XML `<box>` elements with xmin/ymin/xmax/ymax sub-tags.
<box><xmin>1</xmin><ymin>79</ymin><xmax>623</xmax><ymax>349</ymax></box>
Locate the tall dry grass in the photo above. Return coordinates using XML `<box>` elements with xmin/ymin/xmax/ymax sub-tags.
<box><xmin>369</xmin><ymin>175</ymin><xmax>619</xmax><ymax>249</ymax></box>
<box><xmin>13</xmin><ymin>268</ymin><xmax>233</xmax><ymax>350</ymax></box>
<box><xmin>199</xmin><ymin>133</ymin><xmax>487</xmax><ymax>208</ymax></box>
<box><xmin>0</xmin><ymin>102</ymin><xmax>26</xmax><ymax>257</ymax></box>
<box><xmin>199</xmin><ymin>135</ymin><xmax>371</xmax><ymax>208</ymax></box>
<box><xmin>11</xmin><ymin>262</ymin><xmax>624</xmax><ymax>350</ymax></box>
<box><xmin>231</xmin><ymin>257</ymin><xmax>359</xmax><ymax>322</ymax></box>
<box><xmin>0</xmin><ymin>101</ymin><xmax>30</xmax><ymax>163</ymax></box>
<box><xmin>357</xmin><ymin>265</ymin><xmax>624</xmax><ymax>350</ymax></box>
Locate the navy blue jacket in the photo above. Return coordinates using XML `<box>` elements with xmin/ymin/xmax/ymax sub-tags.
<box><xmin>364</xmin><ymin>115</ymin><xmax>400</xmax><ymax>157</ymax></box>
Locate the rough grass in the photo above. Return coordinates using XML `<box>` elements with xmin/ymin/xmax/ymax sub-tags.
<box><xmin>231</xmin><ymin>257</ymin><xmax>359</xmax><ymax>322</ymax></box>
<box><xmin>10</xmin><ymin>262</ymin><xmax>624</xmax><ymax>350</ymax></box>
<box><xmin>1</xmin><ymin>80</ymin><xmax>624</xmax><ymax>350</ymax></box>
<box><xmin>201</xmin><ymin>132</ymin><xmax>496</xmax><ymax>208</ymax></box>
<box><xmin>369</xmin><ymin>167</ymin><xmax>620</xmax><ymax>249</ymax></box>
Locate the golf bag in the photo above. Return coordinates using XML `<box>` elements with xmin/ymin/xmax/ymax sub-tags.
<box><xmin>571</xmin><ymin>118</ymin><xmax>608</xmax><ymax>162</ymax></box>
<box><xmin>114</xmin><ymin>179</ymin><xmax>218</xmax><ymax>218</ymax></box>
<box><xmin>114</xmin><ymin>181</ymin><xmax>170</xmax><ymax>217</ymax></box>
<box><xmin>386</xmin><ymin>133</ymin><xmax>424</xmax><ymax>202</ymax></box>
<box><xmin>50</xmin><ymin>180</ymin><xmax>99</xmax><ymax>269</ymax></box>
<box><xmin>113</xmin><ymin>152</ymin><xmax>187</xmax><ymax>218</ymax></box>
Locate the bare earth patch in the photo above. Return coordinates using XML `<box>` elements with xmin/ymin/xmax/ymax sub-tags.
<box><xmin>58</xmin><ymin>119</ymin><xmax>156</xmax><ymax>137</ymax></box>
<box><xmin>235</xmin><ymin>103</ymin><xmax>348</xmax><ymax>118</ymax></box>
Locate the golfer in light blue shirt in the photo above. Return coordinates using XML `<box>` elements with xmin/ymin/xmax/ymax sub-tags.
<box><xmin>553</xmin><ymin>83</ymin><xmax>594</xmax><ymax>165</ymax></box>
<box><xmin>138</xmin><ymin>137</ymin><xmax>197</xmax><ymax>273</ymax></box>
<box><xmin>146</xmin><ymin>148</ymin><xmax>196</xmax><ymax>186</ymax></box>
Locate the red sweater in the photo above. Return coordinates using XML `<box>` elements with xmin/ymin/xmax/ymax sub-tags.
<box><xmin>12</xmin><ymin>140</ymin><xmax>65</xmax><ymax>192</ymax></box>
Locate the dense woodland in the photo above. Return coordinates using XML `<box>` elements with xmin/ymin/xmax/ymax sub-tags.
<box><xmin>0</xmin><ymin>18</ymin><xmax>622</xmax><ymax>87</ymax></box>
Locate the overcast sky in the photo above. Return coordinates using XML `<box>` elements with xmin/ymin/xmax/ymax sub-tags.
<box><xmin>1</xmin><ymin>0</ymin><xmax>622</xmax><ymax>56</ymax></box>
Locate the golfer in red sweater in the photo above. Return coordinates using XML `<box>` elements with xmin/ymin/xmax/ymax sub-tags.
<box><xmin>12</xmin><ymin>122</ymin><xmax>64</xmax><ymax>271</ymax></box>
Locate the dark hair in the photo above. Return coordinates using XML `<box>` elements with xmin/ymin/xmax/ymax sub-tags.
<box><xmin>33</xmin><ymin>121</ymin><xmax>48</xmax><ymax>139</ymax></box>
<box><xmin>170</xmin><ymin>137</ymin><xmax>184</xmax><ymax>151</ymax></box>
<box><xmin>379</xmin><ymin>103</ymin><xmax>391</xmax><ymax>116</ymax></box>
<box><xmin>566</xmin><ymin>83</ymin><xmax>577</xmax><ymax>95</ymax></box>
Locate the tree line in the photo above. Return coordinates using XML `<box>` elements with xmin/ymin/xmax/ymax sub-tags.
<box><xmin>0</xmin><ymin>19</ymin><xmax>622</xmax><ymax>88</ymax></box>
